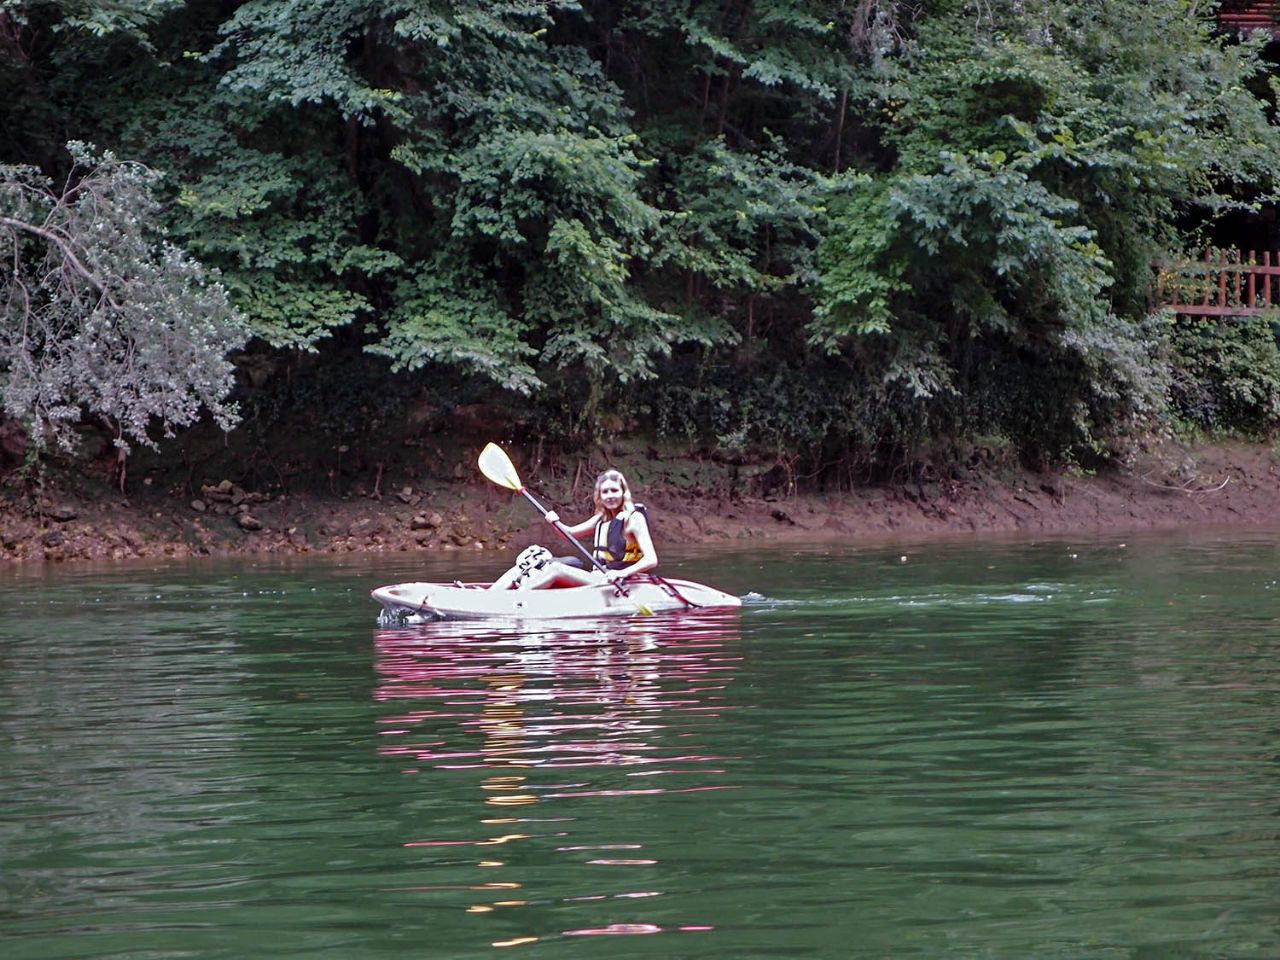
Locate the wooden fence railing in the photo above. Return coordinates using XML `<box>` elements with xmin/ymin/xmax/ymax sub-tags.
<box><xmin>1152</xmin><ymin>249</ymin><xmax>1280</xmax><ymax>318</ymax></box>
<box><xmin>1218</xmin><ymin>1</ymin><xmax>1280</xmax><ymax>36</ymax></box>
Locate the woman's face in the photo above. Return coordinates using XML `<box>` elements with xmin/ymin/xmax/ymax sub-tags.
<box><xmin>598</xmin><ymin>478</ymin><xmax>625</xmax><ymax>511</ymax></box>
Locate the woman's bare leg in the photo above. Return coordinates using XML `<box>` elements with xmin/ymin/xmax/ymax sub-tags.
<box><xmin>518</xmin><ymin>562</ymin><xmax>603</xmax><ymax>591</ymax></box>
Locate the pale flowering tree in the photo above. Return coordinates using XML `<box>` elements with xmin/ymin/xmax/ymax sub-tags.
<box><xmin>0</xmin><ymin>143</ymin><xmax>247</xmax><ymax>459</ymax></box>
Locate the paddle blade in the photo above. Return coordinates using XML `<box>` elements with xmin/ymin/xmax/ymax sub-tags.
<box><xmin>478</xmin><ymin>443</ymin><xmax>523</xmax><ymax>491</ymax></box>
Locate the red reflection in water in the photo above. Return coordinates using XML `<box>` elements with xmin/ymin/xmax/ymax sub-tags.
<box><xmin>564</xmin><ymin>923</ymin><xmax>663</xmax><ymax>936</ymax></box>
<box><xmin>373</xmin><ymin>611</ymin><xmax>743</xmax><ymax>780</ymax></box>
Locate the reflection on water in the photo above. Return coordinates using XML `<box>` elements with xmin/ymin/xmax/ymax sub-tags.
<box><xmin>372</xmin><ymin>612</ymin><xmax>742</xmax><ymax>944</ymax></box>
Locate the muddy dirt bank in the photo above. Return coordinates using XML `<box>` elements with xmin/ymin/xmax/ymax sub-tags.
<box><xmin>3</xmin><ymin>441</ymin><xmax>1279</xmax><ymax>566</ymax></box>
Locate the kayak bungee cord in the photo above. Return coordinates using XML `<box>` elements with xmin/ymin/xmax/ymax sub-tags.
<box><xmin>649</xmin><ymin>574</ymin><xmax>700</xmax><ymax>609</ymax></box>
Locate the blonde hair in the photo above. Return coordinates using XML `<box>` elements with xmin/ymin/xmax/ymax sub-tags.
<box><xmin>592</xmin><ymin>469</ymin><xmax>634</xmax><ymax>520</ymax></box>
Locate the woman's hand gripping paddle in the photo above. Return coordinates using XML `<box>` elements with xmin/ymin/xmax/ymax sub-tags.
<box><xmin>478</xmin><ymin>443</ymin><xmax>652</xmax><ymax>615</ymax></box>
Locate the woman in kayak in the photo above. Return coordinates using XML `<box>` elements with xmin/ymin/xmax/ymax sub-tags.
<box><xmin>488</xmin><ymin>468</ymin><xmax>657</xmax><ymax>590</ymax></box>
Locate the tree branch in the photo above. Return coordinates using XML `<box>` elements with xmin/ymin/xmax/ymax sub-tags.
<box><xmin>0</xmin><ymin>9</ymin><xmax>28</xmax><ymax>66</ymax></box>
<box><xmin>0</xmin><ymin>216</ymin><xmax>104</xmax><ymax>292</ymax></box>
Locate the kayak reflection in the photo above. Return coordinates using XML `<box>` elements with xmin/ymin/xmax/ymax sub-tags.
<box><xmin>373</xmin><ymin>610</ymin><xmax>743</xmax><ymax>777</ymax></box>
<box><xmin>373</xmin><ymin>611</ymin><xmax>741</xmax><ymax>939</ymax></box>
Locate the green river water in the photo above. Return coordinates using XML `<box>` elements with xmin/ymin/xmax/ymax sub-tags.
<box><xmin>1</xmin><ymin>534</ymin><xmax>1277</xmax><ymax>958</ymax></box>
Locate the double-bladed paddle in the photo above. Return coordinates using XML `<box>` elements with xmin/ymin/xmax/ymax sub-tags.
<box><xmin>478</xmin><ymin>442</ymin><xmax>652</xmax><ymax>615</ymax></box>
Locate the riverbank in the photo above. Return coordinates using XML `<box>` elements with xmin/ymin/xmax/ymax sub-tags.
<box><xmin>2</xmin><ymin>440</ymin><xmax>1279</xmax><ymax>565</ymax></box>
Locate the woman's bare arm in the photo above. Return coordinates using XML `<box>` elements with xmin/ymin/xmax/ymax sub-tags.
<box><xmin>611</xmin><ymin>511</ymin><xmax>657</xmax><ymax>577</ymax></box>
<box><xmin>545</xmin><ymin>510</ymin><xmax>601</xmax><ymax>538</ymax></box>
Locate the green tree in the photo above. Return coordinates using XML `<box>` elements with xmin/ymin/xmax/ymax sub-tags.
<box><xmin>810</xmin><ymin>0</ymin><xmax>1280</xmax><ymax>462</ymax></box>
<box><xmin>4</xmin><ymin>0</ymin><xmax>1279</xmax><ymax>474</ymax></box>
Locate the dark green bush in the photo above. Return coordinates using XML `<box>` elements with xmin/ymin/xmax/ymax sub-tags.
<box><xmin>1166</xmin><ymin>317</ymin><xmax>1280</xmax><ymax>437</ymax></box>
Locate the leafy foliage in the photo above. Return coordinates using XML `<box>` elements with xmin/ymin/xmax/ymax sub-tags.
<box><xmin>4</xmin><ymin>0</ymin><xmax>1280</xmax><ymax>473</ymax></box>
<box><xmin>5</xmin><ymin>0</ymin><xmax>184</xmax><ymax>43</ymax></box>
<box><xmin>0</xmin><ymin>144</ymin><xmax>246</xmax><ymax>452</ymax></box>
<box><xmin>1167</xmin><ymin>317</ymin><xmax>1280</xmax><ymax>436</ymax></box>
<box><xmin>809</xmin><ymin>0</ymin><xmax>1280</xmax><ymax>462</ymax></box>
<box><xmin>369</xmin><ymin>262</ymin><xmax>537</xmax><ymax>392</ymax></box>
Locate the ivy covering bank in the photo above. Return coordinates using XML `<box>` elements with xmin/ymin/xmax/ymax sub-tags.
<box><xmin>3</xmin><ymin>0</ymin><xmax>1280</xmax><ymax>479</ymax></box>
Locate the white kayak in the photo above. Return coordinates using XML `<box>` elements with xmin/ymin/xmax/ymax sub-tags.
<box><xmin>371</xmin><ymin>574</ymin><xmax>741</xmax><ymax>622</ymax></box>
